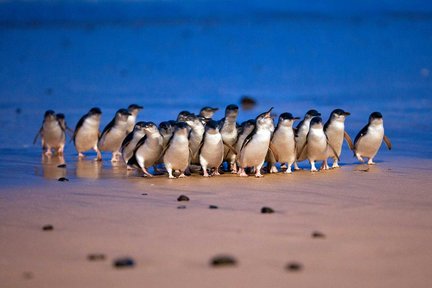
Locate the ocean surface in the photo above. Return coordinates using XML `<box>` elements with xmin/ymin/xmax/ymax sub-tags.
<box><xmin>0</xmin><ymin>1</ymin><xmax>431</xmax><ymax>184</ymax></box>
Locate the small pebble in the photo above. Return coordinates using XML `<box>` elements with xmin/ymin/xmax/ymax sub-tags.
<box><xmin>58</xmin><ymin>177</ymin><xmax>69</xmax><ymax>182</ymax></box>
<box><xmin>312</xmin><ymin>231</ymin><xmax>326</xmax><ymax>238</ymax></box>
<box><xmin>42</xmin><ymin>225</ymin><xmax>54</xmax><ymax>231</ymax></box>
<box><xmin>210</xmin><ymin>255</ymin><xmax>237</xmax><ymax>267</ymax></box>
<box><xmin>141</xmin><ymin>193</ymin><xmax>148</xmax><ymax>196</ymax></box>
<box><xmin>209</xmin><ymin>205</ymin><xmax>218</xmax><ymax>209</ymax></box>
<box><xmin>87</xmin><ymin>254</ymin><xmax>106</xmax><ymax>261</ymax></box>
<box><xmin>113</xmin><ymin>257</ymin><xmax>135</xmax><ymax>268</ymax></box>
<box><xmin>286</xmin><ymin>262</ymin><xmax>303</xmax><ymax>271</ymax></box>
<box><xmin>261</xmin><ymin>207</ymin><xmax>274</xmax><ymax>214</ymax></box>
<box><xmin>57</xmin><ymin>164</ymin><xmax>67</xmax><ymax>168</ymax></box>
<box><xmin>22</xmin><ymin>272</ymin><xmax>33</xmax><ymax>280</ymax></box>
<box><xmin>177</xmin><ymin>205</ymin><xmax>187</xmax><ymax>209</ymax></box>
<box><xmin>177</xmin><ymin>195</ymin><xmax>190</xmax><ymax>202</ymax></box>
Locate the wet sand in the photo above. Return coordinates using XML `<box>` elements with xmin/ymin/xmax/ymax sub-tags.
<box><xmin>1</xmin><ymin>156</ymin><xmax>432</xmax><ymax>288</ymax></box>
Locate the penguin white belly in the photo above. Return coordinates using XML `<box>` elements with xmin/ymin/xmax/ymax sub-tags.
<box><xmin>75</xmin><ymin>120</ymin><xmax>99</xmax><ymax>152</ymax></box>
<box><xmin>200</xmin><ymin>134</ymin><xmax>224</xmax><ymax>168</ymax></box>
<box><xmin>189</xmin><ymin>132</ymin><xmax>204</xmax><ymax>163</ymax></box>
<box><xmin>164</xmin><ymin>137</ymin><xmax>190</xmax><ymax>170</ymax></box>
<box><xmin>240</xmin><ymin>130</ymin><xmax>271</xmax><ymax>167</ymax></box>
<box><xmin>307</xmin><ymin>131</ymin><xmax>328</xmax><ymax>161</ymax></box>
<box><xmin>356</xmin><ymin>127</ymin><xmax>384</xmax><ymax>158</ymax></box>
<box><xmin>43</xmin><ymin>123</ymin><xmax>65</xmax><ymax>148</ymax></box>
<box><xmin>99</xmin><ymin>127</ymin><xmax>126</xmax><ymax>152</ymax></box>
<box><xmin>326</xmin><ymin>124</ymin><xmax>344</xmax><ymax>157</ymax></box>
<box><xmin>127</xmin><ymin>115</ymin><xmax>136</xmax><ymax>133</ymax></box>
<box><xmin>272</xmin><ymin>129</ymin><xmax>296</xmax><ymax>163</ymax></box>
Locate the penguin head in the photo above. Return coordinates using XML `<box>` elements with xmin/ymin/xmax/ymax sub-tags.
<box><xmin>174</xmin><ymin>122</ymin><xmax>190</xmax><ymax>135</ymax></box>
<box><xmin>305</xmin><ymin>109</ymin><xmax>321</xmax><ymax>119</ymax></box>
<box><xmin>185</xmin><ymin>114</ymin><xmax>204</xmax><ymax>128</ymax></box>
<box><xmin>278</xmin><ymin>112</ymin><xmax>300</xmax><ymax>127</ymax></box>
<box><xmin>128</xmin><ymin>104</ymin><xmax>143</xmax><ymax>115</ymax></box>
<box><xmin>56</xmin><ymin>113</ymin><xmax>65</xmax><ymax>121</ymax></box>
<box><xmin>116</xmin><ymin>108</ymin><xmax>132</xmax><ymax>122</ymax></box>
<box><xmin>200</xmin><ymin>106</ymin><xmax>219</xmax><ymax>119</ymax></box>
<box><xmin>177</xmin><ymin>110</ymin><xmax>192</xmax><ymax>122</ymax></box>
<box><xmin>205</xmin><ymin>120</ymin><xmax>220</xmax><ymax>134</ymax></box>
<box><xmin>89</xmin><ymin>107</ymin><xmax>102</xmax><ymax>117</ymax></box>
<box><xmin>159</xmin><ymin>121</ymin><xmax>175</xmax><ymax>136</ymax></box>
<box><xmin>44</xmin><ymin>110</ymin><xmax>56</xmax><ymax>121</ymax></box>
<box><xmin>369</xmin><ymin>112</ymin><xmax>383</xmax><ymax>126</ymax></box>
<box><xmin>225</xmin><ymin>104</ymin><xmax>239</xmax><ymax>119</ymax></box>
<box><xmin>134</xmin><ymin>121</ymin><xmax>147</xmax><ymax>133</ymax></box>
<box><xmin>256</xmin><ymin>107</ymin><xmax>274</xmax><ymax>131</ymax></box>
<box><xmin>309</xmin><ymin>116</ymin><xmax>323</xmax><ymax>129</ymax></box>
<box><xmin>330</xmin><ymin>109</ymin><xmax>350</xmax><ymax>122</ymax></box>
<box><xmin>142</xmin><ymin>122</ymin><xmax>159</xmax><ymax>134</ymax></box>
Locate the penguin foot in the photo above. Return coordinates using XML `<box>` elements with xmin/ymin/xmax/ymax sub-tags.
<box><xmin>367</xmin><ymin>160</ymin><xmax>376</xmax><ymax>165</ymax></box>
<box><xmin>284</xmin><ymin>169</ymin><xmax>292</xmax><ymax>174</ymax></box>
<box><xmin>212</xmin><ymin>171</ymin><xmax>220</xmax><ymax>176</ymax></box>
<box><xmin>310</xmin><ymin>168</ymin><xmax>318</xmax><ymax>172</ymax></box>
<box><xmin>178</xmin><ymin>173</ymin><xmax>187</xmax><ymax>178</ymax></box>
<box><xmin>356</xmin><ymin>154</ymin><xmax>364</xmax><ymax>163</ymax></box>
<box><xmin>255</xmin><ymin>173</ymin><xmax>264</xmax><ymax>178</ymax></box>
<box><xmin>270</xmin><ymin>166</ymin><xmax>278</xmax><ymax>173</ymax></box>
<box><xmin>78</xmin><ymin>153</ymin><xmax>85</xmax><ymax>159</ymax></box>
<box><xmin>168</xmin><ymin>175</ymin><xmax>176</xmax><ymax>179</ymax></box>
<box><xmin>239</xmin><ymin>170</ymin><xmax>248</xmax><ymax>177</ymax></box>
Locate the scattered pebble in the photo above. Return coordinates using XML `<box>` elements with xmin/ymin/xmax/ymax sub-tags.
<box><xmin>261</xmin><ymin>207</ymin><xmax>274</xmax><ymax>214</ymax></box>
<box><xmin>286</xmin><ymin>262</ymin><xmax>303</xmax><ymax>271</ymax></box>
<box><xmin>312</xmin><ymin>231</ymin><xmax>326</xmax><ymax>238</ymax></box>
<box><xmin>210</xmin><ymin>255</ymin><xmax>237</xmax><ymax>267</ymax></box>
<box><xmin>177</xmin><ymin>195</ymin><xmax>190</xmax><ymax>202</ymax></box>
<box><xmin>57</xmin><ymin>164</ymin><xmax>67</xmax><ymax>168</ymax></box>
<box><xmin>42</xmin><ymin>225</ymin><xmax>54</xmax><ymax>231</ymax></box>
<box><xmin>177</xmin><ymin>205</ymin><xmax>187</xmax><ymax>209</ymax></box>
<box><xmin>87</xmin><ymin>254</ymin><xmax>106</xmax><ymax>261</ymax></box>
<box><xmin>209</xmin><ymin>205</ymin><xmax>218</xmax><ymax>209</ymax></box>
<box><xmin>22</xmin><ymin>272</ymin><xmax>33</xmax><ymax>280</ymax></box>
<box><xmin>113</xmin><ymin>257</ymin><xmax>135</xmax><ymax>268</ymax></box>
<box><xmin>58</xmin><ymin>177</ymin><xmax>69</xmax><ymax>182</ymax></box>
<box><xmin>141</xmin><ymin>193</ymin><xmax>148</xmax><ymax>196</ymax></box>
<box><xmin>240</xmin><ymin>95</ymin><xmax>257</xmax><ymax>110</ymax></box>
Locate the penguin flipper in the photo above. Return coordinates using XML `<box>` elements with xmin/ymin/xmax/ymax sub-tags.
<box><xmin>268</xmin><ymin>142</ymin><xmax>279</xmax><ymax>161</ymax></box>
<box><xmin>327</xmin><ymin>142</ymin><xmax>340</xmax><ymax>162</ymax></box>
<box><xmin>344</xmin><ymin>131</ymin><xmax>354</xmax><ymax>150</ymax></box>
<box><xmin>223</xmin><ymin>141</ymin><xmax>238</xmax><ymax>156</ymax></box>
<box><xmin>297</xmin><ymin>140</ymin><xmax>308</xmax><ymax>160</ymax></box>
<box><xmin>33</xmin><ymin>127</ymin><xmax>43</xmax><ymax>144</ymax></box>
<box><xmin>383</xmin><ymin>135</ymin><xmax>392</xmax><ymax>150</ymax></box>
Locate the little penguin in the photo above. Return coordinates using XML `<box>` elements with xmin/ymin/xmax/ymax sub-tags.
<box><xmin>121</xmin><ymin>121</ymin><xmax>147</xmax><ymax>166</ymax></box>
<box><xmin>353</xmin><ymin>112</ymin><xmax>392</xmax><ymax>165</ymax></box>
<box><xmin>98</xmin><ymin>108</ymin><xmax>131</xmax><ymax>162</ymax></box>
<box><xmin>219</xmin><ymin>104</ymin><xmax>239</xmax><ymax>173</ymax></box>
<box><xmin>163</xmin><ymin>122</ymin><xmax>191</xmax><ymax>179</ymax></box>
<box><xmin>34</xmin><ymin>110</ymin><xmax>66</xmax><ymax>156</ymax></box>
<box><xmin>177</xmin><ymin>110</ymin><xmax>193</xmax><ymax>122</ymax></box>
<box><xmin>267</xmin><ymin>113</ymin><xmax>300</xmax><ymax>174</ymax></box>
<box><xmin>126</xmin><ymin>104</ymin><xmax>143</xmax><ymax>133</ymax></box>
<box><xmin>128</xmin><ymin>122</ymin><xmax>163</xmax><ymax>177</ymax></box>
<box><xmin>198</xmin><ymin>120</ymin><xmax>224</xmax><ymax>177</ymax></box>
<box><xmin>238</xmin><ymin>107</ymin><xmax>274</xmax><ymax>177</ymax></box>
<box><xmin>56</xmin><ymin>113</ymin><xmax>74</xmax><ymax>140</ymax></box>
<box><xmin>185</xmin><ymin>114</ymin><xmax>206</xmax><ymax>165</ymax></box>
<box><xmin>298</xmin><ymin>117</ymin><xmax>339</xmax><ymax>172</ymax></box>
<box><xmin>295</xmin><ymin>109</ymin><xmax>321</xmax><ymax>164</ymax></box>
<box><xmin>73</xmin><ymin>107</ymin><xmax>103</xmax><ymax>160</ymax></box>
<box><xmin>158</xmin><ymin>120</ymin><xmax>176</xmax><ymax>149</ymax></box>
<box><xmin>235</xmin><ymin>119</ymin><xmax>256</xmax><ymax>159</ymax></box>
<box><xmin>199</xmin><ymin>106</ymin><xmax>219</xmax><ymax>123</ymax></box>
<box><xmin>323</xmin><ymin>109</ymin><xmax>354</xmax><ymax>168</ymax></box>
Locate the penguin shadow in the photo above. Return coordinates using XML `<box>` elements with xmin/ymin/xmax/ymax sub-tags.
<box><xmin>352</xmin><ymin>162</ymin><xmax>384</xmax><ymax>173</ymax></box>
<box><xmin>41</xmin><ymin>155</ymin><xmax>67</xmax><ymax>180</ymax></box>
<box><xmin>75</xmin><ymin>159</ymin><xmax>102</xmax><ymax>179</ymax></box>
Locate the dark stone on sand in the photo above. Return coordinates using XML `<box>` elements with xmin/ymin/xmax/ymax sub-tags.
<box><xmin>210</xmin><ymin>255</ymin><xmax>237</xmax><ymax>267</ymax></box>
<box><xmin>286</xmin><ymin>262</ymin><xmax>303</xmax><ymax>271</ymax></box>
<box><xmin>113</xmin><ymin>257</ymin><xmax>135</xmax><ymax>268</ymax></box>
<box><xmin>261</xmin><ymin>207</ymin><xmax>274</xmax><ymax>214</ymax></box>
<box><xmin>58</xmin><ymin>177</ymin><xmax>69</xmax><ymax>182</ymax></box>
<box><xmin>240</xmin><ymin>95</ymin><xmax>257</xmax><ymax>110</ymax></box>
<box><xmin>312</xmin><ymin>231</ymin><xmax>326</xmax><ymax>238</ymax></box>
<box><xmin>141</xmin><ymin>193</ymin><xmax>148</xmax><ymax>196</ymax></box>
<box><xmin>209</xmin><ymin>205</ymin><xmax>218</xmax><ymax>209</ymax></box>
<box><xmin>177</xmin><ymin>205</ymin><xmax>187</xmax><ymax>209</ymax></box>
<box><xmin>177</xmin><ymin>195</ymin><xmax>190</xmax><ymax>202</ymax></box>
<box><xmin>57</xmin><ymin>164</ymin><xmax>67</xmax><ymax>168</ymax></box>
<box><xmin>42</xmin><ymin>225</ymin><xmax>54</xmax><ymax>231</ymax></box>
<box><xmin>87</xmin><ymin>254</ymin><xmax>106</xmax><ymax>261</ymax></box>
<box><xmin>22</xmin><ymin>272</ymin><xmax>33</xmax><ymax>280</ymax></box>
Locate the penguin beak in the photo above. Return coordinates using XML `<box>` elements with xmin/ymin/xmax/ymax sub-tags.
<box><xmin>293</xmin><ymin>117</ymin><xmax>301</xmax><ymax>120</ymax></box>
<box><xmin>344</xmin><ymin>112</ymin><xmax>351</xmax><ymax>116</ymax></box>
<box><xmin>264</xmin><ymin>107</ymin><xmax>273</xmax><ymax>119</ymax></box>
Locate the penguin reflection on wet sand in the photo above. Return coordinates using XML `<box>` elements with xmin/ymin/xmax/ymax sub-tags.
<box><xmin>163</xmin><ymin>122</ymin><xmax>191</xmax><ymax>179</ymax></box>
<box><xmin>298</xmin><ymin>117</ymin><xmax>339</xmax><ymax>172</ymax></box>
<box><xmin>34</xmin><ymin>110</ymin><xmax>66</xmax><ymax>157</ymax></box>
<box><xmin>98</xmin><ymin>109</ymin><xmax>131</xmax><ymax>162</ymax></box>
<box><xmin>324</xmin><ymin>109</ymin><xmax>354</xmax><ymax>168</ymax></box>
<box><xmin>354</xmin><ymin>112</ymin><xmax>392</xmax><ymax>165</ymax></box>
<box><xmin>121</xmin><ymin>121</ymin><xmax>147</xmax><ymax>166</ymax></box>
<box><xmin>73</xmin><ymin>107</ymin><xmax>102</xmax><ymax>160</ymax></box>
<box><xmin>198</xmin><ymin>120</ymin><xmax>224</xmax><ymax>177</ymax></box>
<box><xmin>238</xmin><ymin>108</ymin><xmax>274</xmax><ymax>177</ymax></box>
<box><xmin>267</xmin><ymin>113</ymin><xmax>300</xmax><ymax>174</ymax></box>
<box><xmin>126</xmin><ymin>104</ymin><xmax>143</xmax><ymax>133</ymax></box>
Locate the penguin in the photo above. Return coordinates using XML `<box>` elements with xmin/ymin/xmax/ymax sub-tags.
<box><xmin>158</xmin><ymin>120</ymin><xmax>176</xmax><ymax>149</ymax></box>
<box><xmin>163</xmin><ymin>122</ymin><xmax>191</xmax><ymax>179</ymax></box>
<box><xmin>353</xmin><ymin>112</ymin><xmax>392</xmax><ymax>165</ymax></box>
<box><xmin>185</xmin><ymin>113</ymin><xmax>206</xmax><ymax>165</ymax></box>
<box><xmin>98</xmin><ymin>108</ymin><xmax>131</xmax><ymax>162</ymax></box>
<box><xmin>323</xmin><ymin>109</ymin><xmax>354</xmax><ymax>168</ymax></box>
<box><xmin>126</xmin><ymin>104</ymin><xmax>143</xmax><ymax>133</ymax></box>
<box><xmin>198</xmin><ymin>120</ymin><xmax>224</xmax><ymax>177</ymax></box>
<box><xmin>219</xmin><ymin>104</ymin><xmax>239</xmax><ymax>173</ymax></box>
<box><xmin>238</xmin><ymin>108</ymin><xmax>274</xmax><ymax>177</ymax></box>
<box><xmin>235</xmin><ymin>119</ymin><xmax>256</xmax><ymax>157</ymax></box>
<box><xmin>73</xmin><ymin>107</ymin><xmax>103</xmax><ymax>160</ymax></box>
<box><xmin>128</xmin><ymin>122</ymin><xmax>163</xmax><ymax>177</ymax></box>
<box><xmin>56</xmin><ymin>113</ymin><xmax>74</xmax><ymax>139</ymax></box>
<box><xmin>121</xmin><ymin>121</ymin><xmax>147</xmax><ymax>166</ymax></box>
<box><xmin>199</xmin><ymin>106</ymin><xmax>219</xmax><ymax>123</ymax></box>
<box><xmin>177</xmin><ymin>110</ymin><xmax>192</xmax><ymax>122</ymax></box>
<box><xmin>295</xmin><ymin>109</ymin><xmax>321</xmax><ymax>164</ymax></box>
<box><xmin>34</xmin><ymin>110</ymin><xmax>66</xmax><ymax>157</ymax></box>
<box><xmin>267</xmin><ymin>113</ymin><xmax>300</xmax><ymax>174</ymax></box>
<box><xmin>298</xmin><ymin>117</ymin><xmax>339</xmax><ymax>172</ymax></box>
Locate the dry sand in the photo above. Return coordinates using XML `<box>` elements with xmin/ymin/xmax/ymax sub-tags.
<box><xmin>1</xmin><ymin>157</ymin><xmax>432</xmax><ymax>288</ymax></box>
